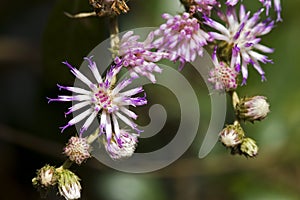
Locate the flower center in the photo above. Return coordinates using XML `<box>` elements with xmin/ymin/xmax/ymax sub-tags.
<box><xmin>94</xmin><ymin>85</ymin><xmax>113</xmax><ymax>111</ymax></box>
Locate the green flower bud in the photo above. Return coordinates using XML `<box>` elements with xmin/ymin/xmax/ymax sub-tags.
<box><xmin>236</xmin><ymin>96</ymin><xmax>270</xmax><ymax>122</ymax></box>
<box><xmin>240</xmin><ymin>137</ymin><xmax>259</xmax><ymax>157</ymax></box>
<box><xmin>57</xmin><ymin>168</ymin><xmax>81</xmax><ymax>200</ymax></box>
<box><xmin>219</xmin><ymin>123</ymin><xmax>244</xmax><ymax>147</ymax></box>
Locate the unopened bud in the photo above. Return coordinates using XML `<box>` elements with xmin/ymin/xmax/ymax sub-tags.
<box><xmin>240</xmin><ymin>137</ymin><xmax>259</xmax><ymax>157</ymax></box>
<box><xmin>219</xmin><ymin>123</ymin><xmax>244</xmax><ymax>147</ymax></box>
<box><xmin>236</xmin><ymin>96</ymin><xmax>270</xmax><ymax>122</ymax></box>
<box><xmin>32</xmin><ymin>165</ymin><xmax>58</xmax><ymax>188</ymax></box>
<box><xmin>57</xmin><ymin>168</ymin><xmax>81</xmax><ymax>200</ymax></box>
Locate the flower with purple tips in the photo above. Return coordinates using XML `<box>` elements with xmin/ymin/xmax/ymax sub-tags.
<box><xmin>104</xmin><ymin>129</ymin><xmax>138</xmax><ymax>160</ymax></box>
<box><xmin>118</xmin><ymin>31</ymin><xmax>167</xmax><ymax>83</ymax></box>
<box><xmin>48</xmin><ymin>57</ymin><xmax>147</xmax><ymax>144</ymax></box>
<box><xmin>153</xmin><ymin>12</ymin><xmax>211</xmax><ymax>70</ymax></box>
<box><xmin>193</xmin><ymin>0</ymin><xmax>219</xmax><ymax>16</ymax></box>
<box><xmin>204</xmin><ymin>5</ymin><xmax>275</xmax><ymax>84</ymax></box>
<box><xmin>260</xmin><ymin>0</ymin><xmax>282</xmax><ymax>22</ymax></box>
<box><xmin>225</xmin><ymin>0</ymin><xmax>282</xmax><ymax>22</ymax></box>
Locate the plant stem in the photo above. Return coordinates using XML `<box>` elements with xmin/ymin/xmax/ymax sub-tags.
<box><xmin>109</xmin><ymin>15</ymin><xmax>120</xmax><ymax>58</ymax></box>
<box><xmin>57</xmin><ymin>159</ymin><xmax>73</xmax><ymax>171</ymax></box>
<box><xmin>86</xmin><ymin>128</ymin><xmax>100</xmax><ymax>144</ymax></box>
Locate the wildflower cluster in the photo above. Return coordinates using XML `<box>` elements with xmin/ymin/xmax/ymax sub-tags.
<box><xmin>33</xmin><ymin>0</ymin><xmax>281</xmax><ymax>198</ymax></box>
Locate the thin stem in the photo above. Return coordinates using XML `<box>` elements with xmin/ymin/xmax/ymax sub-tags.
<box><xmin>57</xmin><ymin>159</ymin><xmax>73</xmax><ymax>171</ymax></box>
<box><xmin>86</xmin><ymin>128</ymin><xmax>100</xmax><ymax>144</ymax></box>
<box><xmin>109</xmin><ymin>15</ymin><xmax>120</xmax><ymax>58</ymax></box>
<box><xmin>229</xmin><ymin>90</ymin><xmax>241</xmax><ymax>124</ymax></box>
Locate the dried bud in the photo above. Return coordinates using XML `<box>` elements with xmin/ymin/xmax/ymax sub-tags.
<box><xmin>32</xmin><ymin>165</ymin><xmax>58</xmax><ymax>188</ymax></box>
<box><xmin>240</xmin><ymin>137</ymin><xmax>259</xmax><ymax>157</ymax></box>
<box><xmin>219</xmin><ymin>123</ymin><xmax>244</xmax><ymax>147</ymax></box>
<box><xmin>104</xmin><ymin>130</ymin><xmax>138</xmax><ymax>160</ymax></box>
<box><xmin>236</xmin><ymin>96</ymin><xmax>270</xmax><ymax>122</ymax></box>
<box><xmin>57</xmin><ymin>168</ymin><xmax>81</xmax><ymax>200</ymax></box>
<box><xmin>90</xmin><ymin>0</ymin><xmax>129</xmax><ymax>17</ymax></box>
<box><xmin>64</xmin><ymin>136</ymin><xmax>91</xmax><ymax>165</ymax></box>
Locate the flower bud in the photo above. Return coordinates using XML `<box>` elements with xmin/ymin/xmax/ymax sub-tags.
<box><xmin>208</xmin><ymin>61</ymin><xmax>238</xmax><ymax>92</ymax></box>
<box><xmin>236</xmin><ymin>96</ymin><xmax>270</xmax><ymax>122</ymax></box>
<box><xmin>240</xmin><ymin>137</ymin><xmax>259</xmax><ymax>157</ymax></box>
<box><xmin>64</xmin><ymin>136</ymin><xmax>91</xmax><ymax>165</ymax></box>
<box><xmin>104</xmin><ymin>130</ymin><xmax>138</xmax><ymax>160</ymax></box>
<box><xmin>219</xmin><ymin>123</ymin><xmax>244</xmax><ymax>147</ymax></box>
<box><xmin>32</xmin><ymin>165</ymin><xmax>58</xmax><ymax>188</ymax></box>
<box><xmin>57</xmin><ymin>168</ymin><xmax>81</xmax><ymax>200</ymax></box>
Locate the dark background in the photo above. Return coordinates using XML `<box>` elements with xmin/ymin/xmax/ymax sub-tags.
<box><xmin>1</xmin><ymin>0</ymin><xmax>300</xmax><ymax>199</ymax></box>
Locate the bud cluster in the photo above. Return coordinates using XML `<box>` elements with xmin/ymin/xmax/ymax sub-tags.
<box><xmin>32</xmin><ymin>165</ymin><xmax>82</xmax><ymax>200</ymax></box>
<box><xmin>219</xmin><ymin>123</ymin><xmax>259</xmax><ymax>157</ymax></box>
<box><xmin>219</xmin><ymin>94</ymin><xmax>269</xmax><ymax>157</ymax></box>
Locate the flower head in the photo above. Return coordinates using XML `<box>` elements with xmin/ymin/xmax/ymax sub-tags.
<box><xmin>208</xmin><ymin>47</ymin><xmax>238</xmax><ymax>91</ymax></box>
<box><xmin>182</xmin><ymin>0</ymin><xmax>219</xmax><ymax>16</ymax></box>
<box><xmin>225</xmin><ymin>0</ymin><xmax>282</xmax><ymax>21</ymax></box>
<box><xmin>48</xmin><ymin>57</ymin><xmax>147</xmax><ymax>145</ymax></box>
<box><xmin>64</xmin><ymin>136</ymin><xmax>91</xmax><ymax>165</ymax></box>
<box><xmin>219</xmin><ymin>123</ymin><xmax>244</xmax><ymax>147</ymax></box>
<box><xmin>57</xmin><ymin>169</ymin><xmax>81</xmax><ymax>200</ymax></box>
<box><xmin>236</xmin><ymin>95</ymin><xmax>270</xmax><ymax>122</ymax></box>
<box><xmin>193</xmin><ymin>0</ymin><xmax>218</xmax><ymax>15</ymax></box>
<box><xmin>118</xmin><ymin>31</ymin><xmax>166</xmax><ymax>83</ymax></box>
<box><xmin>204</xmin><ymin>5</ymin><xmax>275</xmax><ymax>84</ymax></box>
<box><xmin>153</xmin><ymin>12</ymin><xmax>211</xmax><ymax>70</ymax></box>
<box><xmin>104</xmin><ymin>129</ymin><xmax>138</xmax><ymax>160</ymax></box>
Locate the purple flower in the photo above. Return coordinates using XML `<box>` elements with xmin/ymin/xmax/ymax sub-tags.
<box><xmin>153</xmin><ymin>12</ymin><xmax>211</xmax><ymax>70</ymax></box>
<box><xmin>204</xmin><ymin>5</ymin><xmax>274</xmax><ymax>84</ymax></box>
<box><xmin>48</xmin><ymin>57</ymin><xmax>147</xmax><ymax>144</ymax></box>
<box><xmin>118</xmin><ymin>31</ymin><xmax>166</xmax><ymax>83</ymax></box>
<box><xmin>193</xmin><ymin>0</ymin><xmax>219</xmax><ymax>16</ymax></box>
<box><xmin>225</xmin><ymin>0</ymin><xmax>282</xmax><ymax>22</ymax></box>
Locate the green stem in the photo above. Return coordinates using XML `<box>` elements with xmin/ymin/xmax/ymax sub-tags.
<box><xmin>109</xmin><ymin>15</ymin><xmax>120</xmax><ymax>58</ymax></box>
<box><xmin>86</xmin><ymin>128</ymin><xmax>100</xmax><ymax>144</ymax></box>
<box><xmin>57</xmin><ymin>159</ymin><xmax>73</xmax><ymax>171</ymax></box>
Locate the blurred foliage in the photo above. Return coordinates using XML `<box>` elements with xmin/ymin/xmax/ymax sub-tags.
<box><xmin>1</xmin><ymin>0</ymin><xmax>300</xmax><ymax>200</ymax></box>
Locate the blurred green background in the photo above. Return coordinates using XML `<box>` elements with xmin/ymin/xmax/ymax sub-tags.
<box><xmin>1</xmin><ymin>0</ymin><xmax>300</xmax><ymax>199</ymax></box>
